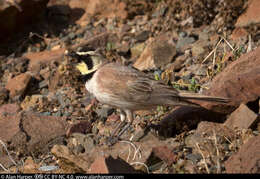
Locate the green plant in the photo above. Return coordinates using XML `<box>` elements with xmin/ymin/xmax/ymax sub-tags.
<box><xmin>106</xmin><ymin>42</ymin><xmax>115</xmax><ymax>51</ymax></box>
<box><xmin>154</xmin><ymin>73</ymin><xmax>160</xmax><ymax>81</ymax></box>
<box><xmin>233</xmin><ymin>45</ymin><xmax>244</xmax><ymax>60</ymax></box>
<box><xmin>188</xmin><ymin>77</ymin><xmax>200</xmax><ymax>92</ymax></box>
<box><xmin>172</xmin><ymin>83</ymin><xmax>181</xmax><ymax>90</ymax></box>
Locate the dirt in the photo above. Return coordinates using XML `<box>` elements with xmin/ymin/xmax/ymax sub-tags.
<box><xmin>0</xmin><ymin>0</ymin><xmax>259</xmax><ymax>174</ymax></box>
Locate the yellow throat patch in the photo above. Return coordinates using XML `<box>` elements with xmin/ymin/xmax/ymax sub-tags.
<box><xmin>75</xmin><ymin>55</ymin><xmax>103</xmax><ymax>75</ymax></box>
<box><xmin>76</xmin><ymin>62</ymin><xmax>90</xmax><ymax>75</ymax></box>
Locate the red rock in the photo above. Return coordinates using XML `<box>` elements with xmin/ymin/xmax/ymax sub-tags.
<box><xmin>196</xmin><ymin>121</ymin><xmax>236</xmax><ymax>139</ymax></box>
<box><xmin>51</xmin><ymin>145</ymin><xmax>90</xmax><ymax>173</ymax></box>
<box><xmin>199</xmin><ymin>46</ymin><xmax>260</xmax><ymax>113</ymax></box>
<box><xmin>21</xmin><ymin>157</ymin><xmax>40</xmax><ymax>173</ymax></box>
<box><xmin>66</xmin><ymin>120</ymin><xmax>92</xmax><ymax>137</ymax></box>
<box><xmin>224</xmin><ymin>103</ymin><xmax>258</xmax><ymax>130</ymax></box>
<box><xmin>20</xmin><ymin>112</ymin><xmax>69</xmax><ymax>154</ymax></box>
<box><xmin>1</xmin><ymin>112</ymin><xmax>69</xmax><ymax>155</ymax></box>
<box><xmin>133</xmin><ymin>34</ymin><xmax>177</xmax><ymax>71</ymax></box>
<box><xmin>0</xmin><ymin>115</ymin><xmax>20</xmax><ymax>143</ymax></box>
<box><xmin>152</xmin><ymin>146</ymin><xmax>177</xmax><ymax>166</ymax></box>
<box><xmin>0</xmin><ymin>111</ymin><xmax>22</xmax><ymax>170</ymax></box>
<box><xmin>71</xmin><ymin>32</ymin><xmax>118</xmax><ymax>51</ymax></box>
<box><xmin>92</xmin><ymin>132</ymin><xmax>169</xmax><ymax>166</ymax></box>
<box><xmin>184</xmin><ymin>121</ymin><xmax>236</xmax><ymax>149</ymax></box>
<box><xmin>225</xmin><ymin>135</ymin><xmax>260</xmax><ymax>173</ymax></box>
<box><xmin>231</xmin><ymin>27</ymin><xmax>248</xmax><ymax>42</ymax></box>
<box><xmin>25</xmin><ymin>48</ymin><xmax>65</xmax><ymax>72</ymax></box>
<box><xmin>5</xmin><ymin>73</ymin><xmax>32</xmax><ymax>98</ymax></box>
<box><xmin>235</xmin><ymin>0</ymin><xmax>260</xmax><ymax>27</ymax></box>
<box><xmin>88</xmin><ymin>156</ymin><xmax>139</xmax><ymax>173</ymax></box>
<box><xmin>69</xmin><ymin>0</ymin><xmax>127</xmax><ymax>26</ymax></box>
<box><xmin>0</xmin><ymin>103</ymin><xmax>20</xmax><ymax>117</ymax></box>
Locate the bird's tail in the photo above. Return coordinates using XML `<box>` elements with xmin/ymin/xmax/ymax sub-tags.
<box><xmin>178</xmin><ymin>92</ymin><xmax>229</xmax><ymax>103</ymax></box>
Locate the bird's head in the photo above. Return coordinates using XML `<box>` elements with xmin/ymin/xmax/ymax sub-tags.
<box><xmin>65</xmin><ymin>50</ymin><xmax>104</xmax><ymax>75</ymax></box>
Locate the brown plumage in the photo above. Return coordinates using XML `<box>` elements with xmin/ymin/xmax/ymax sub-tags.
<box><xmin>66</xmin><ymin>50</ymin><xmax>229</xmax><ymax>142</ymax></box>
<box><xmin>96</xmin><ymin>63</ymin><xmax>228</xmax><ymax>112</ymax></box>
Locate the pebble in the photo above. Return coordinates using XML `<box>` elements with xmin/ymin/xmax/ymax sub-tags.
<box><xmin>185</xmin><ymin>153</ymin><xmax>202</xmax><ymax>164</ymax></box>
<box><xmin>38</xmin><ymin>165</ymin><xmax>59</xmax><ymax>172</ymax></box>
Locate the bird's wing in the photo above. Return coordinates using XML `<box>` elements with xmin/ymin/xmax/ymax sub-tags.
<box><xmin>96</xmin><ymin>63</ymin><xmax>227</xmax><ymax>108</ymax></box>
<box><xmin>96</xmin><ymin>63</ymin><xmax>156</xmax><ymax>103</ymax></box>
<box><xmin>96</xmin><ymin>63</ymin><xmax>190</xmax><ymax>106</ymax></box>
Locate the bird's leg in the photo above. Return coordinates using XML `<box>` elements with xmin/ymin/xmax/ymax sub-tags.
<box><xmin>110</xmin><ymin>109</ymin><xmax>127</xmax><ymax>137</ymax></box>
<box><xmin>116</xmin><ymin>110</ymin><xmax>133</xmax><ymax>138</ymax></box>
<box><xmin>106</xmin><ymin>109</ymin><xmax>133</xmax><ymax>146</ymax></box>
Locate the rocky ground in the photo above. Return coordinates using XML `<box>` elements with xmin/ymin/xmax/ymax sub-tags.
<box><xmin>0</xmin><ymin>0</ymin><xmax>260</xmax><ymax>174</ymax></box>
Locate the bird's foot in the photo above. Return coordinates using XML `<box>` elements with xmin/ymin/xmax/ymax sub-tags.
<box><xmin>105</xmin><ymin>122</ymin><xmax>131</xmax><ymax>146</ymax></box>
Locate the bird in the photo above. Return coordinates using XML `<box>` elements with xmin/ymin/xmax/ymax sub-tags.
<box><xmin>65</xmin><ymin>49</ymin><xmax>229</xmax><ymax>144</ymax></box>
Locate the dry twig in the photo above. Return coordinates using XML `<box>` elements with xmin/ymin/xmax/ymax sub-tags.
<box><xmin>196</xmin><ymin>142</ymin><xmax>210</xmax><ymax>174</ymax></box>
<box><xmin>0</xmin><ymin>139</ymin><xmax>17</xmax><ymax>167</ymax></box>
<box><xmin>213</xmin><ymin>131</ymin><xmax>221</xmax><ymax>173</ymax></box>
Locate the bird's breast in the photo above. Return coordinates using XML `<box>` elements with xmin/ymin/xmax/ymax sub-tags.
<box><xmin>84</xmin><ymin>73</ymin><xmax>113</xmax><ymax>104</ymax></box>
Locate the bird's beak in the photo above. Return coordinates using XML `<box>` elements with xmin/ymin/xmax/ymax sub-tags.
<box><xmin>65</xmin><ymin>50</ymin><xmax>77</xmax><ymax>58</ymax></box>
<box><xmin>65</xmin><ymin>50</ymin><xmax>79</xmax><ymax>66</ymax></box>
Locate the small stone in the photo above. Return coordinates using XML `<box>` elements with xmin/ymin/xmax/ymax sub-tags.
<box><xmin>235</xmin><ymin>0</ymin><xmax>260</xmax><ymax>27</ymax></box>
<box><xmin>191</xmin><ymin>45</ymin><xmax>205</xmax><ymax>58</ymax></box>
<box><xmin>196</xmin><ymin>121</ymin><xmax>236</xmax><ymax>140</ymax></box>
<box><xmin>51</xmin><ymin>145</ymin><xmax>89</xmax><ymax>172</ymax></box>
<box><xmin>152</xmin><ymin>146</ymin><xmax>177</xmax><ymax>166</ymax></box>
<box><xmin>68</xmin><ymin>32</ymin><xmax>76</xmax><ymax>40</ymax></box>
<box><xmin>0</xmin><ymin>115</ymin><xmax>20</xmax><ymax>143</ymax></box>
<box><xmin>20</xmin><ymin>157</ymin><xmax>39</xmax><ymax>173</ymax></box>
<box><xmin>25</xmin><ymin>48</ymin><xmax>65</xmax><ymax>73</ymax></box>
<box><xmin>96</xmin><ymin>106</ymin><xmax>114</xmax><ymax>120</ymax></box>
<box><xmin>231</xmin><ymin>27</ymin><xmax>248</xmax><ymax>43</ymax></box>
<box><xmin>130</xmin><ymin>43</ymin><xmax>145</xmax><ymax>58</ymax></box>
<box><xmin>225</xmin><ymin>135</ymin><xmax>260</xmax><ymax>173</ymax></box>
<box><xmin>5</xmin><ymin>73</ymin><xmax>32</xmax><ymax>98</ymax></box>
<box><xmin>176</xmin><ymin>36</ymin><xmax>196</xmax><ymax>50</ymax></box>
<box><xmin>186</xmin><ymin>64</ymin><xmax>207</xmax><ymax>76</ymax></box>
<box><xmin>179</xmin><ymin>31</ymin><xmax>187</xmax><ymax>38</ymax></box>
<box><xmin>224</xmin><ymin>103</ymin><xmax>258</xmax><ymax>130</ymax></box>
<box><xmin>135</xmin><ymin>30</ymin><xmax>150</xmax><ymax>43</ymax></box>
<box><xmin>186</xmin><ymin>153</ymin><xmax>202</xmax><ymax>164</ymax></box>
<box><xmin>133</xmin><ymin>35</ymin><xmax>176</xmax><ymax>71</ymax></box>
